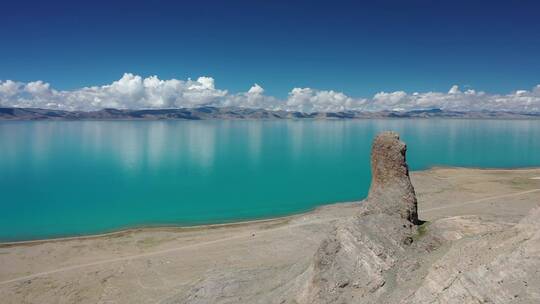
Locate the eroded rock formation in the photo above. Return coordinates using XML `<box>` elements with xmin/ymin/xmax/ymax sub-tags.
<box><xmin>364</xmin><ymin>131</ymin><xmax>419</xmax><ymax>224</ymax></box>
<box><xmin>295</xmin><ymin>131</ymin><xmax>422</xmax><ymax>303</ymax></box>
<box><xmin>296</xmin><ymin>131</ymin><xmax>540</xmax><ymax>304</ymax></box>
<box><xmin>167</xmin><ymin>131</ymin><xmax>540</xmax><ymax>304</ymax></box>
<box><xmin>170</xmin><ymin>131</ymin><xmax>424</xmax><ymax>304</ymax></box>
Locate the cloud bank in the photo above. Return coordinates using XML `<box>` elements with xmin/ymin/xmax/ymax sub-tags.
<box><xmin>1</xmin><ymin>73</ymin><xmax>539</xmax><ymax>113</ymax></box>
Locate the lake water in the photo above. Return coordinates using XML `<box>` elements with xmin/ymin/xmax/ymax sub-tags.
<box><xmin>1</xmin><ymin>119</ymin><xmax>539</xmax><ymax>241</ymax></box>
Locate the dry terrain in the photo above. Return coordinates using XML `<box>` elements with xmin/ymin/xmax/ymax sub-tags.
<box><xmin>1</xmin><ymin>167</ymin><xmax>539</xmax><ymax>303</ymax></box>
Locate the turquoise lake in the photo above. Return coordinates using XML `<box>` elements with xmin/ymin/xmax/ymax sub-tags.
<box><xmin>1</xmin><ymin>119</ymin><xmax>539</xmax><ymax>241</ymax></box>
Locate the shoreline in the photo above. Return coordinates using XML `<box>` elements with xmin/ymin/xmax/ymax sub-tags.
<box><xmin>2</xmin><ymin>166</ymin><xmax>539</xmax><ymax>246</ymax></box>
<box><xmin>1</xmin><ymin>166</ymin><xmax>539</xmax><ymax>303</ymax></box>
<box><xmin>0</xmin><ymin>202</ymin><xmax>359</xmax><ymax>247</ymax></box>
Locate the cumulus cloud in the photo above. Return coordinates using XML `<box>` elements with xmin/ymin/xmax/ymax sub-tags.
<box><xmin>285</xmin><ymin>88</ymin><xmax>368</xmax><ymax>113</ymax></box>
<box><xmin>367</xmin><ymin>85</ymin><xmax>540</xmax><ymax>112</ymax></box>
<box><xmin>1</xmin><ymin>73</ymin><xmax>539</xmax><ymax>113</ymax></box>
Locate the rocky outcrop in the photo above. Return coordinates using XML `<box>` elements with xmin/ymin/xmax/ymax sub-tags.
<box><xmin>296</xmin><ymin>128</ymin><xmax>540</xmax><ymax>303</ymax></box>
<box><xmin>298</xmin><ymin>214</ymin><xmax>416</xmax><ymax>303</ymax></box>
<box><xmin>294</xmin><ymin>131</ymin><xmax>423</xmax><ymax>303</ymax></box>
<box><xmin>168</xmin><ymin>131</ymin><xmax>423</xmax><ymax>304</ymax></box>
<box><xmin>405</xmin><ymin>206</ymin><xmax>540</xmax><ymax>303</ymax></box>
<box><xmin>364</xmin><ymin>131</ymin><xmax>419</xmax><ymax>224</ymax></box>
<box><xmin>163</xmin><ymin>131</ymin><xmax>540</xmax><ymax>304</ymax></box>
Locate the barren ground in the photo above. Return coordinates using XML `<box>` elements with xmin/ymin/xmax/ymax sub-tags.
<box><xmin>1</xmin><ymin>167</ymin><xmax>539</xmax><ymax>303</ymax></box>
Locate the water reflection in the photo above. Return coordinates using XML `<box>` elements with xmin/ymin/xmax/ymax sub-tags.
<box><xmin>247</xmin><ymin>122</ymin><xmax>262</xmax><ymax>164</ymax></box>
<box><xmin>69</xmin><ymin>121</ymin><xmax>221</xmax><ymax>171</ymax></box>
<box><xmin>288</xmin><ymin>121</ymin><xmax>305</xmax><ymax>160</ymax></box>
<box><xmin>147</xmin><ymin>122</ymin><xmax>167</xmax><ymax>168</ymax></box>
<box><xmin>1</xmin><ymin>119</ymin><xmax>540</xmax><ymax>241</ymax></box>
<box><xmin>186</xmin><ymin>122</ymin><xmax>216</xmax><ymax>170</ymax></box>
<box><xmin>1</xmin><ymin>120</ymin><xmax>539</xmax><ymax>174</ymax></box>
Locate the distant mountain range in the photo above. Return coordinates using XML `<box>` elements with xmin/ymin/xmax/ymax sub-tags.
<box><xmin>1</xmin><ymin>107</ymin><xmax>539</xmax><ymax>120</ymax></box>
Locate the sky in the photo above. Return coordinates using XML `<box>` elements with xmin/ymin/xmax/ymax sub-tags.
<box><xmin>1</xmin><ymin>0</ymin><xmax>540</xmax><ymax>112</ymax></box>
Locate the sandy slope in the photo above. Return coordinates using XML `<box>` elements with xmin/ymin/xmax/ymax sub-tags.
<box><xmin>0</xmin><ymin>167</ymin><xmax>539</xmax><ymax>303</ymax></box>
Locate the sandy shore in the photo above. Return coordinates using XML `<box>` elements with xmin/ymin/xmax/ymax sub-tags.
<box><xmin>1</xmin><ymin>167</ymin><xmax>539</xmax><ymax>303</ymax></box>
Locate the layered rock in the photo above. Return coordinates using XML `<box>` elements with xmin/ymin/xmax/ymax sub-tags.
<box><xmin>297</xmin><ymin>131</ymin><xmax>540</xmax><ymax>303</ymax></box>
<box><xmin>295</xmin><ymin>131</ymin><xmax>422</xmax><ymax>303</ymax></box>
<box><xmin>364</xmin><ymin>131</ymin><xmax>419</xmax><ymax>224</ymax></box>
<box><xmin>166</xmin><ymin>131</ymin><xmax>540</xmax><ymax>304</ymax></box>
<box><xmin>169</xmin><ymin>131</ymin><xmax>423</xmax><ymax>304</ymax></box>
<box><xmin>406</xmin><ymin>206</ymin><xmax>540</xmax><ymax>303</ymax></box>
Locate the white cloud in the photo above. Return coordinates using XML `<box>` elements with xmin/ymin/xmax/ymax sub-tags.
<box><xmin>448</xmin><ymin>85</ymin><xmax>460</xmax><ymax>94</ymax></box>
<box><xmin>1</xmin><ymin>73</ymin><xmax>539</xmax><ymax>113</ymax></box>
<box><xmin>248</xmin><ymin>83</ymin><xmax>264</xmax><ymax>95</ymax></box>
<box><xmin>0</xmin><ymin>80</ymin><xmax>21</xmax><ymax>96</ymax></box>
<box><xmin>285</xmin><ymin>88</ymin><xmax>367</xmax><ymax>113</ymax></box>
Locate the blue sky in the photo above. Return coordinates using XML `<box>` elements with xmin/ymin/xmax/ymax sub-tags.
<box><xmin>1</xmin><ymin>0</ymin><xmax>539</xmax><ymax>98</ymax></box>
